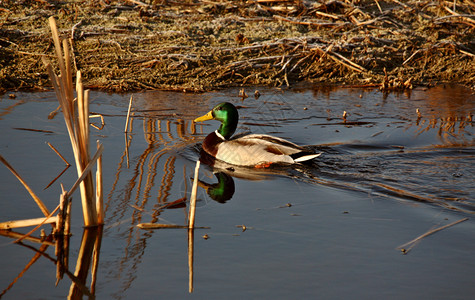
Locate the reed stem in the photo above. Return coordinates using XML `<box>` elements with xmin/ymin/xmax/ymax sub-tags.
<box><xmin>124</xmin><ymin>95</ymin><xmax>133</xmax><ymax>132</ymax></box>
<box><xmin>188</xmin><ymin>161</ymin><xmax>200</xmax><ymax>229</ymax></box>
<box><xmin>44</xmin><ymin>16</ymin><xmax>103</xmax><ymax>227</ymax></box>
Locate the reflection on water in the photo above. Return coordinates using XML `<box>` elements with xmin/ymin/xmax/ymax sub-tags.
<box><xmin>0</xmin><ymin>226</ymin><xmax>103</xmax><ymax>299</ymax></box>
<box><xmin>198</xmin><ymin>172</ymin><xmax>235</xmax><ymax>203</ymax></box>
<box><xmin>0</xmin><ymin>85</ymin><xmax>473</xmax><ymax>298</ymax></box>
<box><xmin>411</xmin><ymin>85</ymin><xmax>473</xmax><ymax>147</ymax></box>
<box><xmin>100</xmin><ymin>85</ymin><xmax>473</xmax><ymax>294</ymax></box>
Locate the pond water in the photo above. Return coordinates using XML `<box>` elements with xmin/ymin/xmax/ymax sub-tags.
<box><xmin>0</xmin><ymin>85</ymin><xmax>474</xmax><ymax>299</ymax></box>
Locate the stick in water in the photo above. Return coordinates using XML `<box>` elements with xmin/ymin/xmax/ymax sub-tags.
<box><xmin>397</xmin><ymin>217</ymin><xmax>469</xmax><ymax>253</ymax></box>
<box><xmin>188</xmin><ymin>161</ymin><xmax>200</xmax><ymax>229</ymax></box>
<box><xmin>124</xmin><ymin>95</ymin><xmax>133</xmax><ymax>132</ymax></box>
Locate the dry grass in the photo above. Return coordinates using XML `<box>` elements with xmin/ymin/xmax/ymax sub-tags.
<box><xmin>1</xmin><ymin>0</ymin><xmax>474</xmax><ymax>92</ymax></box>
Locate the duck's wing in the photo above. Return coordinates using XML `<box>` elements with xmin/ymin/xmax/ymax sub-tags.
<box><xmin>231</xmin><ymin>134</ymin><xmax>304</xmax><ymax>154</ymax></box>
<box><xmin>215</xmin><ymin>134</ymin><xmax>311</xmax><ymax>166</ymax></box>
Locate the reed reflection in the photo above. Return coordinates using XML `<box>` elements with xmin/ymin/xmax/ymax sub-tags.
<box><xmin>105</xmin><ymin>93</ymin><xmax>206</xmax><ymax>295</ymax></box>
<box><xmin>411</xmin><ymin>85</ymin><xmax>474</xmax><ymax>146</ymax></box>
<box><xmin>0</xmin><ymin>226</ymin><xmax>103</xmax><ymax>299</ymax></box>
<box><xmin>69</xmin><ymin>226</ymin><xmax>103</xmax><ymax>299</ymax></box>
<box><xmin>105</xmin><ymin>91</ymin><xmax>305</xmax><ymax>295</ymax></box>
<box><xmin>309</xmin><ymin>84</ymin><xmax>474</xmax><ymax>146</ymax></box>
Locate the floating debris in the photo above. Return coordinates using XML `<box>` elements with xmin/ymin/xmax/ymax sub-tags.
<box><xmin>342</xmin><ymin>111</ymin><xmax>348</xmax><ymax>122</ymax></box>
<box><xmin>239</xmin><ymin>89</ymin><xmax>248</xmax><ymax>100</ymax></box>
<box><xmin>236</xmin><ymin>225</ymin><xmax>247</xmax><ymax>232</ymax></box>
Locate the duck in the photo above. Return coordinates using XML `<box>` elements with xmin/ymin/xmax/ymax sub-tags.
<box><xmin>194</xmin><ymin>102</ymin><xmax>321</xmax><ymax>168</ymax></box>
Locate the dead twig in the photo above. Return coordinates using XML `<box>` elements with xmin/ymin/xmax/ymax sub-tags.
<box><xmin>397</xmin><ymin>218</ymin><xmax>469</xmax><ymax>254</ymax></box>
<box><xmin>47</xmin><ymin>142</ymin><xmax>71</xmax><ymax>166</ymax></box>
<box><xmin>0</xmin><ymin>155</ymin><xmax>50</xmax><ymax>217</ymax></box>
<box><xmin>89</xmin><ymin>114</ymin><xmax>105</xmax><ymax>130</ymax></box>
<box><xmin>12</xmin><ymin>205</ymin><xmax>61</xmax><ymax>244</ymax></box>
<box><xmin>274</xmin><ymin>15</ymin><xmax>346</xmax><ymax>28</ymax></box>
<box><xmin>444</xmin><ymin>6</ymin><xmax>475</xmax><ymax>27</ymax></box>
<box><xmin>12</xmin><ymin>128</ymin><xmax>54</xmax><ymax>133</ymax></box>
<box><xmin>137</xmin><ymin>224</ymin><xmax>210</xmax><ymax>229</ymax></box>
<box><xmin>310</xmin><ymin>45</ymin><xmax>367</xmax><ymax>73</ymax></box>
<box><xmin>44</xmin><ymin>166</ymin><xmax>70</xmax><ymax>190</ymax></box>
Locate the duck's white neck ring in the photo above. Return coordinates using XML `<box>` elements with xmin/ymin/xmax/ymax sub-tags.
<box><xmin>215</xmin><ymin>130</ymin><xmax>225</xmax><ymax>140</ymax></box>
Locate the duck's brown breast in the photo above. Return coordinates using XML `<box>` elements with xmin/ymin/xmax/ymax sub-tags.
<box><xmin>202</xmin><ymin>131</ymin><xmax>223</xmax><ymax>157</ymax></box>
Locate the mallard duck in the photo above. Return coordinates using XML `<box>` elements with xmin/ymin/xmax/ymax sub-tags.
<box><xmin>194</xmin><ymin>102</ymin><xmax>321</xmax><ymax>168</ymax></box>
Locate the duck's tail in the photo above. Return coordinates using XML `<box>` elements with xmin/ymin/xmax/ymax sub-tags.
<box><xmin>292</xmin><ymin>152</ymin><xmax>322</xmax><ymax>163</ymax></box>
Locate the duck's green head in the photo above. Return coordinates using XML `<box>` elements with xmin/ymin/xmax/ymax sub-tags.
<box><xmin>194</xmin><ymin>102</ymin><xmax>238</xmax><ymax>139</ymax></box>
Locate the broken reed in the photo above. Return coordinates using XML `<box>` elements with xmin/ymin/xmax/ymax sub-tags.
<box><xmin>43</xmin><ymin>16</ymin><xmax>102</xmax><ymax>227</ymax></box>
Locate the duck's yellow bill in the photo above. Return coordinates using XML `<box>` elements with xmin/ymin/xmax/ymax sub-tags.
<box><xmin>194</xmin><ymin>110</ymin><xmax>214</xmax><ymax>122</ymax></box>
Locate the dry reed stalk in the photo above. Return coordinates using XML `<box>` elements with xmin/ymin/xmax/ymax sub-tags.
<box><xmin>188</xmin><ymin>160</ymin><xmax>200</xmax><ymax>229</ymax></box>
<box><xmin>12</xmin><ymin>205</ymin><xmax>61</xmax><ymax>243</ymax></box>
<box><xmin>55</xmin><ymin>232</ymin><xmax>63</xmax><ymax>283</ymax></box>
<box><xmin>44</xmin><ymin>165</ymin><xmax>70</xmax><ymax>190</ymax></box>
<box><xmin>89</xmin><ymin>114</ymin><xmax>105</xmax><ymax>130</ymax></box>
<box><xmin>66</xmin><ymin>144</ymin><xmax>104</xmax><ymax>200</ymax></box>
<box><xmin>47</xmin><ymin>142</ymin><xmax>70</xmax><ymax>165</ymax></box>
<box><xmin>0</xmin><ymin>216</ymin><xmax>58</xmax><ymax>230</ymax></box>
<box><xmin>48</xmin><ymin>104</ymin><xmax>61</xmax><ymax>119</ymax></box>
<box><xmin>96</xmin><ymin>141</ymin><xmax>104</xmax><ymax>224</ymax></box>
<box><xmin>44</xmin><ymin>16</ymin><xmax>103</xmax><ymax>227</ymax></box>
<box><xmin>0</xmin><ymin>155</ymin><xmax>50</xmax><ymax>217</ymax></box>
<box><xmin>57</xmin><ymin>191</ymin><xmax>67</xmax><ymax>235</ymax></box>
<box><xmin>65</xmin><ymin>197</ymin><xmax>72</xmax><ymax>235</ymax></box>
<box><xmin>124</xmin><ymin>95</ymin><xmax>133</xmax><ymax>132</ymax></box>
<box><xmin>76</xmin><ymin>74</ymin><xmax>97</xmax><ymax>226</ymax></box>
<box><xmin>12</xmin><ymin>127</ymin><xmax>54</xmax><ymax>133</ymax></box>
<box><xmin>374</xmin><ymin>0</ymin><xmax>383</xmax><ymax>13</ymax></box>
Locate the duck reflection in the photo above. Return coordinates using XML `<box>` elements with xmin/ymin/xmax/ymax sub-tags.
<box><xmin>198</xmin><ymin>172</ymin><xmax>235</xmax><ymax>203</ymax></box>
<box><xmin>197</xmin><ymin>148</ymin><xmax>304</xmax><ymax>202</ymax></box>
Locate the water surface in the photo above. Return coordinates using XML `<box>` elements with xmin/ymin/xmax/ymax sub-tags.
<box><xmin>0</xmin><ymin>85</ymin><xmax>474</xmax><ymax>299</ymax></box>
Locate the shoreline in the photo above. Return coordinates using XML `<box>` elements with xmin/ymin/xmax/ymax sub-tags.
<box><xmin>1</xmin><ymin>0</ymin><xmax>474</xmax><ymax>93</ymax></box>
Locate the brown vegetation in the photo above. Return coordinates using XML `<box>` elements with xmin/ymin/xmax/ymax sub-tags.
<box><xmin>1</xmin><ymin>0</ymin><xmax>474</xmax><ymax>92</ymax></box>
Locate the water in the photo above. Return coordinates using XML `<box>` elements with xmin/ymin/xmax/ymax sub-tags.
<box><xmin>0</xmin><ymin>85</ymin><xmax>474</xmax><ymax>299</ymax></box>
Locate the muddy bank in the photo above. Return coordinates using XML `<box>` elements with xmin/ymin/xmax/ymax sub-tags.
<box><xmin>1</xmin><ymin>0</ymin><xmax>474</xmax><ymax>92</ymax></box>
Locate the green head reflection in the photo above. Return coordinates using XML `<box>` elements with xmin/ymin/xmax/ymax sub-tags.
<box><xmin>198</xmin><ymin>172</ymin><xmax>235</xmax><ymax>203</ymax></box>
